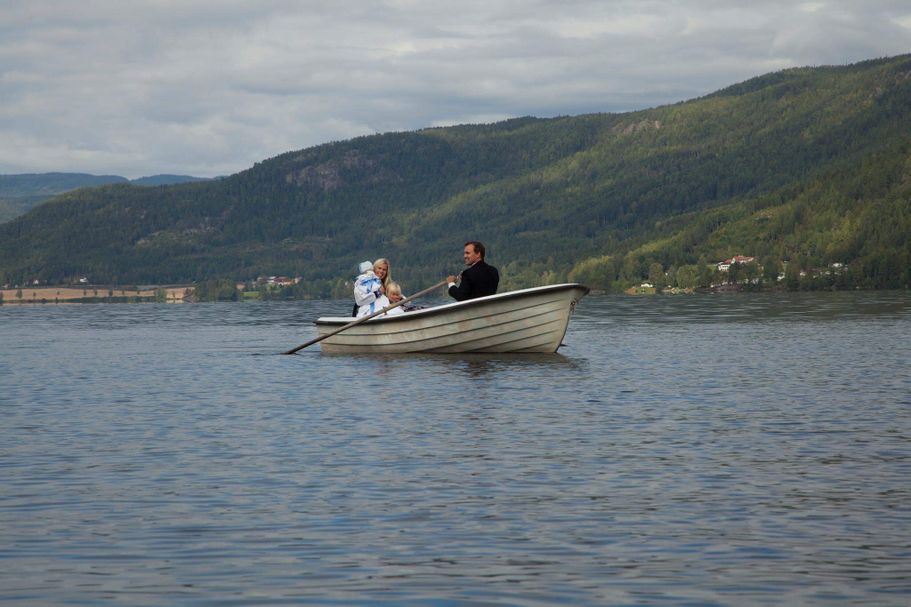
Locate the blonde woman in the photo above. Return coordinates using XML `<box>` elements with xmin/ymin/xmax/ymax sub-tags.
<box><xmin>354</xmin><ymin>258</ymin><xmax>401</xmax><ymax>318</ymax></box>
<box><xmin>373</xmin><ymin>258</ymin><xmax>391</xmax><ymax>291</ymax></box>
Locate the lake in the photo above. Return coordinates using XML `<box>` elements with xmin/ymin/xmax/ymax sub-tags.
<box><xmin>1</xmin><ymin>291</ymin><xmax>909</xmax><ymax>606</ymax></box>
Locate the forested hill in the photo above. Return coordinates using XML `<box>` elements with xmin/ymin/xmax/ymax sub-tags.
<box><xmin>2</xmin><ymin>55</ymin><xmax>910</xmax><ymax>294</ymax></box>
<box><xmin>0</xmin><ymin>173</ymin><xmax>210</xmax><ymax>223</ymax></box>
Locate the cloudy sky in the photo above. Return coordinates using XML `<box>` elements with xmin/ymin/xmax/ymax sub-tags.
<box><xmin>1</xmin><ymin>1</ymin><xmax>909</xmax><ymax>178</ymax></box>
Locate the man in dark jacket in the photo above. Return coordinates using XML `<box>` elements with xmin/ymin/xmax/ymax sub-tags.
<box><xmin>446</xmin><ymin>241</ymin><xmax>499</xmax><ymax>301</ymax></box>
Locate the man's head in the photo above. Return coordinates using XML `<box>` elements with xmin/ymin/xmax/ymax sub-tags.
<box><xmin>463</xmin><ymin>241</ymin><xmax>485</xmax><ymax>265</ymax></box>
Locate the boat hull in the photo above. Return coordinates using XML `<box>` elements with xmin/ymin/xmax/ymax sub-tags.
<box><xmin>315</xmin><ymin>283</ymin><xmax>589</xmax><ymax>354</ymax></box>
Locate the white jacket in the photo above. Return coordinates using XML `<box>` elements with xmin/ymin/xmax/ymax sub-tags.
<box><xmin>384</xmin><ymin>303</ymin><xmax>405</xmax><ymax>316</ymax></box>
<box><xmin>353</xmin><ymin>271</ymin><xmax>384</xmax><ymax>317</ymax></box>
<box><xmin>378</xmin><ymin>296</ymin><xmax>405</xmax><ymax>316</ymax></box>
<box><xmin>358</xmin><ymin>293</ymin><xmax>407</xmax><ymax>318</ymax></box>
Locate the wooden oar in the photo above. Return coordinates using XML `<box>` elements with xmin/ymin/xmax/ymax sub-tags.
<box><xmin>282</xmin><ymin>279</ymin><xmax>450</xmax><ymax>355</ymax></box>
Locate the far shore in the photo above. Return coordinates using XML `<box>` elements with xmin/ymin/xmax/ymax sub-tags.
<box><xmin>0</xmin><ymin>286</ymin><xmax>193</xmax><ymax>305</ymax></box>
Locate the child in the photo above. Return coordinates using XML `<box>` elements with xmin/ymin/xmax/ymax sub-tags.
<box><xmin>381</xmin><ymin>281</ymin><xmax>406</xmax><ymax>316</ymax></box>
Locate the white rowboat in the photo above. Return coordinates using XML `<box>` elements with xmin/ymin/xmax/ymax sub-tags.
<box><xmin>314</xmin><ymin>283</ymin><xmax>589</xmax><ymax>354</ymax></box>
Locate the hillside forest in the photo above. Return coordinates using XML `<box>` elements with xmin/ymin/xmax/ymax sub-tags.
<box><xmin>1</xmin><ymin>55</ymin><xmax>909</xmax><ymax>299</ymax></box>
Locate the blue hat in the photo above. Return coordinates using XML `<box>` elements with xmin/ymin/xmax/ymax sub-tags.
<box><xmin>358</xmin><ymin>261</ymin><xmax>373</xmax><ymax>273</ymax></box>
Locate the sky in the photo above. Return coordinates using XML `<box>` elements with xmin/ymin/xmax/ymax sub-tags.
<box><xmin>1</xmin><ymin>1</ymin><xmax>909</xmax><ymax>179</ymax></box>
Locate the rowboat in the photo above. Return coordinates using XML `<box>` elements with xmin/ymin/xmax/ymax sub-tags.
<box><xmin>314</xmin><ymin>283</ymin><xmax>589</xmax><ymax>354</ymax></box>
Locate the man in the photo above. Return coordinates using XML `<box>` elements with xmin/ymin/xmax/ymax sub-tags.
<box><xmin>446</xmin><ymin>241</ymin><xmax>499</xmax><ymax>301</ymax></box>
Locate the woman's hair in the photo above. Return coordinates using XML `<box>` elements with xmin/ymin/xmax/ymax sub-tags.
<box><xmin>373</xmin><ymin>258</ymin><xmax>391</xmax><ymax>287</ymax></box>
<box><xmin>386</xmin><ymin>281</ymin><xmax>402</xmax><ymax>298</ymax></box>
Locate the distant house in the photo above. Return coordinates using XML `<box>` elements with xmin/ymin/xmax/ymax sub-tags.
<box><xmin>254</xmin><ymin>275</ymin><xmax>298</xmax><ymax>288</ymax></box>
<box><xmin>255</xmin><ymin>275</ymin><xmax>295</xmax><ymax>287</ymax></box>
<box><xmin>625</xmin><ymin>283</ymin><xmax>657</xmax><ymax>295</ymax></box>
<box><xmin>717</xmin><ymin>255</ymin><xmax>755</xmax><ymax>272</ymax></box>
<box><xmin>829</xmin><ymin>263</ymin><xmax>847</xmax><ymax>275</ymax></box>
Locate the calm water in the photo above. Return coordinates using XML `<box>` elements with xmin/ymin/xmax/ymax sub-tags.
<box><xmin>1</xmin><ymin>292</ymin><xmax>909</xmax><ymax>606</ymax></box>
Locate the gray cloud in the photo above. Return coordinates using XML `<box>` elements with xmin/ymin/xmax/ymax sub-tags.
<box><xmin>1</xmin><ymin>0</ymin><xmax>909</xmax><ymax>178</ymax></box>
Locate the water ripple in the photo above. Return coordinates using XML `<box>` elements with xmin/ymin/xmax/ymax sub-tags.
<box><xmin>1</xmin><ymin>292</ymin><xmax>909</xmax><ymax>605</ymax></box>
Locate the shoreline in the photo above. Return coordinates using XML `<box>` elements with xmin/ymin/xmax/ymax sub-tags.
<box><xmin>0</xmin><ymin>286</ymin><xmax>193</xmax><ymax>305</ymax></box>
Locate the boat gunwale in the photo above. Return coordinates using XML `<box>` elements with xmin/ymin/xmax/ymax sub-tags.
<box><xmin>315</xmin><ymin>283</ymin><xmax>590</xmax><ymax>326</ymax></box>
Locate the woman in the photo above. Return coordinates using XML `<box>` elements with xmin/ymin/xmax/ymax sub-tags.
<box><xmin>354</xmin><ymin>258</ymin><xmax>402</xmax><ymax>317</ymax></box>
<box><xmin>373</xmin><ymin>258</ymin><xmax>391</xmax><ymax>291</ymax></box>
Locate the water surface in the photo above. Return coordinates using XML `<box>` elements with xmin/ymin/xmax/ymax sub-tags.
<box><xmin>2</xmin><ymin>292</ymin><xmax>909</xmax><ymax>605</ymax></box>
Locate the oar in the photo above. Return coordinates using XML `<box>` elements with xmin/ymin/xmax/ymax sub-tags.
<box><xmin>282</xmin><ymin>279</ymin><xmax>450</xmax><ymax>355</ymax></box>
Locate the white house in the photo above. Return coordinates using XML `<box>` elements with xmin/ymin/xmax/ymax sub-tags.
<box><xmin>717</xmin><ymin>255</ymin><xmax>755</xmax><ymax>272</ymax></box>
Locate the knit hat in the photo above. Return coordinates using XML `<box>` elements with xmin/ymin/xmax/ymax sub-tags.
<box><xmin>358</xmin><ymin>261</ymin><xmax>374</xmax><ymax>273</ymax></box>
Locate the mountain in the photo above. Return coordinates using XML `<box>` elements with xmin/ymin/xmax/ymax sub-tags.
<box><xmin>129</xmin><ymin>174</ymin><xmax>212</xmax><ymax>186</ymax></box>
<box><xmin>0</xmin><ymin>173</ymin><xmax>211</xmax><ymax>222</ymax></box>
<box><xmin>1</xmin><ymin>55</ymin><xmax>909</xmax><ymax>294</ymax></box>
<box><xmin>0</xmin><ymin>173</ymin><xmax>127</xmax><ymax>222</ymax></box>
